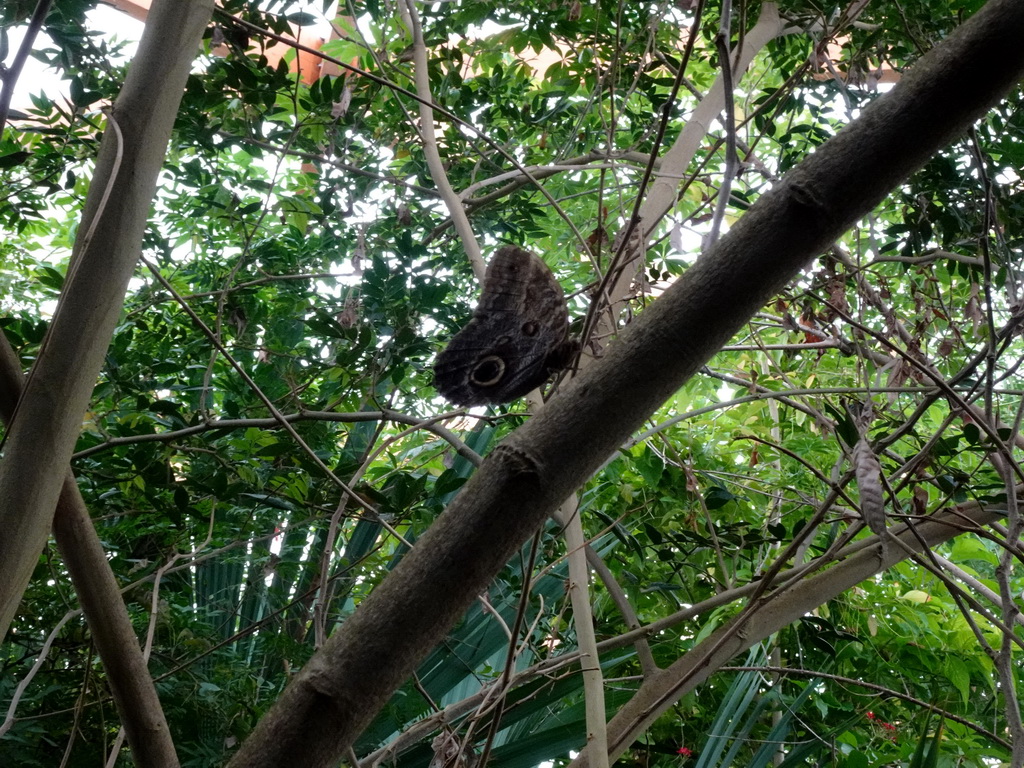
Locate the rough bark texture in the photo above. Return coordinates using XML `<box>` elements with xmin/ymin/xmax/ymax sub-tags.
<box><xmin>226</xmin><ymin>0</ymin><xmax>1024</xmax><ymax>764</ymax></box>
<box><xmin>0</xmin><ymin>0</ymin><xmax>214</xmax><ymax>643</ymax></box>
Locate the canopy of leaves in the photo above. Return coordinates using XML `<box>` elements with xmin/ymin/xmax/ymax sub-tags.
<box><xmin>0</xmin><ymin>0</ymin><xmax>1021</xmax><ymax>766</ymax></box>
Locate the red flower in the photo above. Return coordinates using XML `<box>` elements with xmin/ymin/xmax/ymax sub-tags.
<box><xmin>677</xmin><ymin>747</ymin><xmax>693</xmax><ymax>757</ymax></box>
<box><xmin>866</xmin><ymin>711</ymin><xmax>875</xmax><ymax>720</ymax></box>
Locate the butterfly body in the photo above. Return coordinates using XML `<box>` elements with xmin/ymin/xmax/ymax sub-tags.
<box><xmin>433</xmin><ymin>246</ymin><xmax>575</xmax><ymax>406</ymax></box>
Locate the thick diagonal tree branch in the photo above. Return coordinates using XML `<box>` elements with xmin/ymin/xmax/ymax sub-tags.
<box><xmin>228</xmin><ymin>1</ymin><xmax>1024</xmax><ymax>765</ymax></box>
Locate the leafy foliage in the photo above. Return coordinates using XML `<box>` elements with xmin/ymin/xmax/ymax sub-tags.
<box><xmin>1</xmin><ymin>0</ymin><xmax>1022</xmax><ymax>766</ymax></box>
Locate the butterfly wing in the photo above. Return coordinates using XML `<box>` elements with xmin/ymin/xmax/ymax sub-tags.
<box><xmin>433</xmin><ymin>247</ymin><xmax>572</xmax><ymax>406</ymax></box>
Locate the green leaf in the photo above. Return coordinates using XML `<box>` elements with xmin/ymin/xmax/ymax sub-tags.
<box><xmin>943</xmin><ymin>656</ymin><xmax>971</xmax><ymax>704</ymax></box>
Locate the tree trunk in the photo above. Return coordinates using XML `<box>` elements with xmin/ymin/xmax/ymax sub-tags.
<box><xmin>0</xmin><ymin>0</ymin><xmax>214</xmax><ymax>642</ymax></box>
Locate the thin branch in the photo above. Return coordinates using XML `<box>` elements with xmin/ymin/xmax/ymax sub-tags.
<box><xmin>0</xmin><ymin>0</ymin><xmax>55</xmax><ymax>134</ymax></box>
<box><xmin>706</xmin><ymin>0</ymin><xmax>737</xmax><ymax>246</ymax></box>
<box><xmin>722</xmin><ymin>665</ymin><xmax>1011</xmax><ymax>750</ymax></box>
<box><xmin>397</xmin><ymin>0</ymin><xmax>482</xmax><ymax>274</ymax></box>
<box><xmin>72</xmin><ymin>410</ymin><xmax>481</xmax><ymax>464</ymax></box>
<box><xmin>143</xmin><ymin>256</ymin><xmax>389</xmax><ymax>515</ymax></box>
<box><xmin>0</xmin><ymin>610</ymin><xmax>80</xmax><ymax>737</ymax></box>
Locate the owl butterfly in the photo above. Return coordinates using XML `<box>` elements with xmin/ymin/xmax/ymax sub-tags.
<box><xmin>434</xmin><ymin>246</ymin><xmax>577</xmax><ymax>406</ymax></box>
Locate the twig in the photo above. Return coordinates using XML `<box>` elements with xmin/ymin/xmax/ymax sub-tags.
<box><xmin>396</xmin><ymin>0</ymin><xmax>482</xmax><ymax>274</ymax></box>
<box><xmin>72</xmin><ymin>409</ymin><xmax>481</xmax><ymax>464</ymax></box>
<box><xmin>141</xmin><ymin>256</ymin><xmax>382</xmax><ymax>515</ymax></box>
<box><xmin>707</xmin><ymin>0</ymin><xmax>738</xmax><ymax>246</ymax></box>
<box><xmin>0</xmin><ymin>609</ymin><xmax>81</xmax><ymax>737</ymax></box>
<box><xmin>0</xmin><ymin>0</ymin><xmax>55</xmax><ymax>133</ymax></box>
